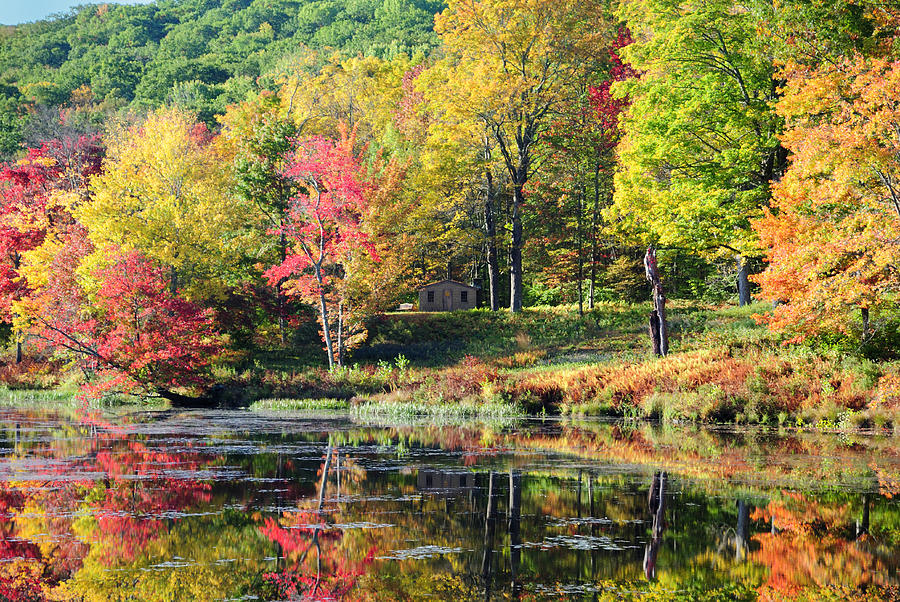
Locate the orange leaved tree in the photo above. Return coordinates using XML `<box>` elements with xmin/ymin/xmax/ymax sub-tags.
<box><xmin>754</xmin><ymin>55</ymin><xmax>900</xmax><ymax>344</ymax></box>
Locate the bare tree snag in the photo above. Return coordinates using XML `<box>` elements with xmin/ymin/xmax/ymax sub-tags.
<box><xmin>649</xmin><ymin>310</ymin><xmax>662</xmax><ymax>356</ymax></box>
<box><xmin>736</xmin><ymin>255</ymin><xmax>751</xmax><ymax>306</ymax></box>
<box><xmin>644</xmin><ymin>247</ymin><xmax>669</xmax><ymax>357</ymax></box>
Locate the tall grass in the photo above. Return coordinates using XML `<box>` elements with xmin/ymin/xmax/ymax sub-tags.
<box><xmin>352</xmin><ymin>399</ymin><xmax>525</xmax><ymax>420</ymax></box>
<box><xmin>249</xmin><ymin>398</ymin><xmax>350</xmax><ymax>411</ymax></box>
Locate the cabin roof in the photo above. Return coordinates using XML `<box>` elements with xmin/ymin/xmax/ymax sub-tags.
<box><xmin>417</xmin><ymin>279</ymin><xmax>477</xmax><ymax>291</ymax></box>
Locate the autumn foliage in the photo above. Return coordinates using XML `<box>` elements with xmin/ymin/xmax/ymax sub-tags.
<box><xmin>755</xmin><ymin>56</ymin><xmax>900</xmax><ymax>342</ymax></box>
<box><xmin>0</xmin><ymin>0</ymin><xmax>897</xmax><ymax>409</ymax></box>
<box><xmin>265</xmin><ymin>130</ymin><xmax>378</xmax><ymax>369</ymax></box>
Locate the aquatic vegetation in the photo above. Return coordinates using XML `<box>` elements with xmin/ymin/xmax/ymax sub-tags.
<box><xmin>249</xmin><ymin>398</ymin><xmax>350</xmax><ymax>411</ymax></box>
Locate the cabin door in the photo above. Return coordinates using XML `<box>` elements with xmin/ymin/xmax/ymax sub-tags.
<box><xmin>442</xmin><ymin>289</ymin><xmax>452</xmax><ymax>311</ymax></box>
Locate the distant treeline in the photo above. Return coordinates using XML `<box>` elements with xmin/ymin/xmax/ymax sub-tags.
<box><xmin>0</xmin><ymin>0</ymin><xmax>443</xmax><ymax>154</ymax></box>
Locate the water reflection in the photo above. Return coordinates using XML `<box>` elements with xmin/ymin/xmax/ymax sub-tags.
<box><xmin>0</xmin><ymin>409</ymin><xmax>898</xmax><ymax>600</ymax></box>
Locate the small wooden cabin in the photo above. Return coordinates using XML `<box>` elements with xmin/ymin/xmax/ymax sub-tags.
<box><xmin>417</xmin><ymin>280</ymin><xmax>477</xmax><ymax>312</ymax></box>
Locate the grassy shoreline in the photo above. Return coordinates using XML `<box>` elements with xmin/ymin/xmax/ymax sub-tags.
<box><xmin>3</xmin><ymin>302</ymin><xmax>899</xmax><ymax>430</ymax></box>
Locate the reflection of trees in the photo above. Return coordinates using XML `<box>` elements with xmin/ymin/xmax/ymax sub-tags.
<box><xmin>0</xmin><ymin>410</ymin><xmax>253</xmax><ymax>600</ymax></box>
<box><xmin>480</xmin><ymin>470</ymin><xmax>497</xmax><ymax>600</ymax></box>
<box><xmin>751</xmin><ymin>492</ymin><xmax>900</xmax><ymax>599</ymax></box>
<box><xmin>0</xmin><ymin>487</ymin><xmax>51</xmax><ymax>601</ymax></box>
<box><xmin>509</xmin><ymin>468</ymin><xmax>522</xmax><ymax>597</ymax></box>
<box><xmin>510</xmin><ymin>420</ymin><xmax>900</xmax><ymax>495</ymax></box>
<box><xmin>262</xmin><ymin>445</ymin><xmax>375</xmax><ymax>600</ymax></box>
<box><xmin>3</xmin><ymin>411</ymin><xmax>900</xmax><ymax>601</ymax></box>
<box><xmin>643</xmin><ymin>471</ymin><xmax>666</xmax><ymax>580</ymax></box>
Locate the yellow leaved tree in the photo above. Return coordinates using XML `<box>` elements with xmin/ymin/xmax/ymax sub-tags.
<box><xmin>77</xmin><ymin>108</ymin><xmax>254</xmax><ymax>298</ymax></box>
<box><xmin>432</xmin><ymin>0</ymin><xmax>611</xmax><ymax>311</ymax></box>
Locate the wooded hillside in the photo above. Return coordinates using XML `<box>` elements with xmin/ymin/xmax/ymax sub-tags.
<box><xmin>0</xmin><ymin>0</ymin><xmax>442</xmax><ymax>154</ymax></box>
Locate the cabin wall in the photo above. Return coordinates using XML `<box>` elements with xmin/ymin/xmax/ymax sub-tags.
<box><xmin>418</xmin><ymin>283</ymin><xmax>477</xmax><ymax>311</ymax></box>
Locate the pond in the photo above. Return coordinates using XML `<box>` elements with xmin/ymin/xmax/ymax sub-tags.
<box><xmin>0</xmin><ymin>407</ymin><xmax>898</xmax><ymax>601</ymax></box>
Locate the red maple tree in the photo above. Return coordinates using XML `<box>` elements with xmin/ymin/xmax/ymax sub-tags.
<box><xmin>264</xmin><ymin>131</ymin><xmax>378</xmax><ymax>369</ymax></box>
<box><xmin>29</xmin><ymin>245</ymin><xmax>223</xmax><ymax>402</ymax></box>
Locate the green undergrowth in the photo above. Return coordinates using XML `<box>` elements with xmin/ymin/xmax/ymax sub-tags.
<box><xmin>0</xmin><ymin>387</ymin><xmax>80</xmax><ymax>406</ymax></box>
<box><xmin>0</xmin><ymin>387</ymin><xmax>168</xmax><ymax>413</ymax></box>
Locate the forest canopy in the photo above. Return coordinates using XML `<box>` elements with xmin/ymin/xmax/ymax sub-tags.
<box><xmin>0</xmin><ymin>0</ymin><xmax>898</xmax><ymax>403</ymax></box>
<box><xmin>0</xmin><ymin>0</ymin><xmax>443</xmax><ymax>154</ymax></box>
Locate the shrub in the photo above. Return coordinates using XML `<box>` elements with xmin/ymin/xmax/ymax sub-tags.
<box><xmin>0</xmin><ymin>358</ymin><xmax>63</xmax><ymax>390</ymax></box>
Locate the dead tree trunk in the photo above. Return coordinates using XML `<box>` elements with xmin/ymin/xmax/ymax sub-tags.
<box><xmin>649</xmin><ymin>310</ymin><xmax>662</xmax><ymax>356</ymax></box>
<box><xmin>644</xmin><ymin>471</ymin><xmax>666</xmax><ymax>580</ymax></box>
<box><xmin>857</xmin><ymin>493</ymin><xmax>870</xmax><ymax>539</ymax></box>
<box><xmin>736</xmin><ymin>255</ymin><xmax>751</xmax><ymax>306</ymax></box>
<box><xmin>644</xmin><ymin>248</ymin><xmax>669</xmax><ymax>356</ymax></box>
<box><xmin>735</xmin><ymin>499</ymin><xmax>749</xmax><ymax>561</ymax></box>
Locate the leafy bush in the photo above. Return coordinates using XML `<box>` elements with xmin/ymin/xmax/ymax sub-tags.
<box><xmin>598</xmin><ymin>256</ymin><xmax>648</xmax><ymax>303</ymax></box>
<box><xmin>0</xmin><ymin>358</ymin><xmax>64</xmax><ymax>390</ymax></box>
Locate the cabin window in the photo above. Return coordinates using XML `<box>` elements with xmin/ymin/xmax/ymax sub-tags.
<box><xmin>427</xmin><ymin>290</ymin><xmax>435</xmax><ymax>303</ymax></box>
<box><xmin>461</xmin><ymin>290</ymin><xmax>468</xmax><ymax>303</ymax></box>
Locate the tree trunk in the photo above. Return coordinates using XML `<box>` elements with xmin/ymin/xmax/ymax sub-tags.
<box><xmin>736</xmin><ymin>255</ymin><xmax>751</xmax><ymax>306</ymax></box>
<box><xmin>169</xmin><ymin>266</ymin><xmax>178</xmax><ymax>296</ymax></box>
<box><xmin>861</xmin><ymin>307</ymin><xmax>870</xmax><ymax>345</ymax></box>
<box><xmin>278</xmin><ymin>231</ymin><xmax>287</xmax><ymax>346</ymax></box>
<box><xmin>316</xmin><ymin>267</ymin><xmax>335</xmax><ymax>370</ymax></box>
<box><xmin>589</xmin><ymin>164</ymin><xmax>601</xmax><ymax>310</ymax></box>
<box><xmin>485</xmin><ymin>170</ymin><xmax>500</xmax><ymax>311</ymax></box>
<box><xmin>336</xmin><ymin>300</ymin><xmax>344</xmax><ymax>368</ymax></box>
<box><xmin>649</xmin><ymin>310</ymin><xmax>661</xmax><ymax>357</ymax></box>
<box><xmin>644</xmin><ymin>248</ymin><xmax>669</xmax><ymax>356</ymax></box>
<box><xmin>12</xmin><ymin>252</ymin><xmax>23</xmax><ymax>364</ymax></box>
<box><xmin>156</xmin><ymin>388</ymin><xmax>215</xmax><ymax>407</ymax></box>
<box><xmin>576</xmin><ymin>186</ymin><xmax>584</xmax><ymax>316</ymax></box>
<box><xmin>509</xmin><ymin>184</ymin><xmax>524</xmax><ymax>313</ymax></box>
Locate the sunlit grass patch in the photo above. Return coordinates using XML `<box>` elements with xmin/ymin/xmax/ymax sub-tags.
<box><xmin>0</xmin><ymin>387</ymin><xmax>79</xmax><ymax>406</ymax></box>
<box><xmin>352</xmin><ymin>398</ymin><xmax>525</xmax><ymax>420</ymax></box>
<box><xmin>248</xmin><ymin>397</ymin><xmax>350</xmax><ymax>411</ymax></box>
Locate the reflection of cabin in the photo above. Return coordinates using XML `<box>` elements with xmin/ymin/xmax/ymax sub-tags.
<box><xmin>417</xmin><ymin>280</ymin><xmax>477</xmax><ymax>312</ymax></box>
<box><xmin>417</xmin><ymin>469</ymin><xmax>475</xmax><ymax>498</ymax></box>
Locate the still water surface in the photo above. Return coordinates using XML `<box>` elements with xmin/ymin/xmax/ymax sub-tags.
<box><xmin>0</xmin><ymin>408</ymin><xmax>898</xmax><ymax>600</ymax></box>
